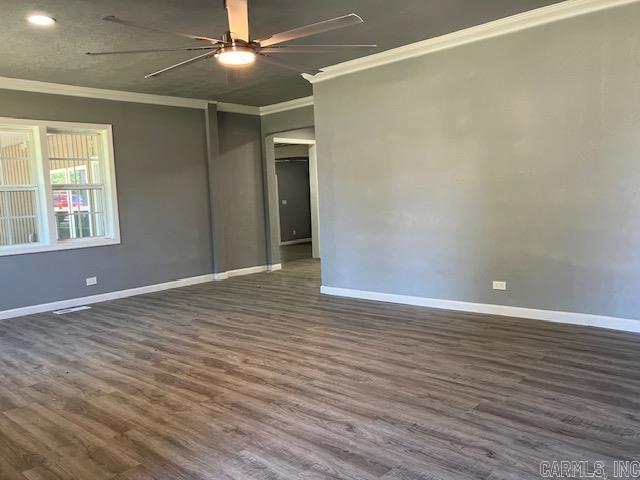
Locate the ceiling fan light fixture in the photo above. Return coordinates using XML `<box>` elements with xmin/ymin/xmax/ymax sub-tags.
<box><xmin>27</xmin><ymin>14</ymin><xmax>56</xmax><ymax>26</ymax></box>
<box><xmin>215</xmin><ymin>46</ymin><xmax>256</xmax><ymax>66</ymax></box>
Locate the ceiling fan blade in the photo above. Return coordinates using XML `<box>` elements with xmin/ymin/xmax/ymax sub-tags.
<box><xmin>224</xmin><ymin>0</ymin><xmax>249</xmax><ymax>42</ymax></box>
<box><xmin>103</xmin><ymin>15</ymin><xmax>221</xmax><ymax>44</ymax></box>
<box><xmin>260</xmin><ymin>44</ymin><xmax>376</xmax><ymax>53</ymax></box>
<box><xmin>256</xmin><ymin>53</ymin><xmax>319</xmax><ymax>74</ymax></box>
<box><xmin>145</xmin><ymin>50</ymin><xmax>217</xmax><ymax>78</ymax></box>
<box><xmin>258</xmin><ymin>14</ymin><xmax>364</xmax><ymax>47</ymax></box>
<box><xmin>87</xmin><ymin>46</ymin><xmax>217</xmax><ymax>56</ymax></box>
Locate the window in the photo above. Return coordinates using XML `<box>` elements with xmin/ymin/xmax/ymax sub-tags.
<box><xmin>0</xmin><ymin>129</ymin><xmax>39</xmax><ymax>247</ymax></box>
<box><xmin>0</xmin><ymin>118</ymin><xmax>119</xmax><ymax>256</ymax></box>
<box><xmin>48</xmin><ymin>130</ymin><xmax>107</xmax><ymax>241</ymax></box>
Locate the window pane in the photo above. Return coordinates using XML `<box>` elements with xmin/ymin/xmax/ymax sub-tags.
<box><xmin>52</xmin><ymin>187</ymin><xmax>105</xmax><ymax>240</ymax></box>
<box><xmin>0</xmin><ymin>131</ymin><xmax>32</xmax><ymax>186</ymax></box>
<box><xmin>54</xmin><ymin>212</ymin><xmax>71</xmax><ymax>240</ymax></box>
<box><xmin>7</xmin><ymin>190</ymin><xmax>37</xmax><ymax>216</ymax></box>
<box><xmin>47</xmin><ymin>132</ymin><xmax>101</xmax><ymax>185</ymax></box>
<box><xmin>0</xmin><ymin>214</ymin><xmax>39</xmax><ymax>246</ymax></box>
<box><xmin>8</xmin><ymin>217</ymin><xmax>38</xmax><ymax>245</ymax></box>
<box><xmin>0</xmin><ymin>190</ymin><xmax>39</xmax><ymax>246</ymax></box>
<box><xmin>0</xmin><ymin>218</ymin><xmax>9</xmax><ymax>247</ymax></box>
<box><xmin>54</xmin><ymin>213</ymin><xmax>106</xmax><ymax>241</ymax></box>
<box><xmin>77</xmin><ymin>212</ymin><xmax>105</xmax><ymax>238</ymax></box>
<box><xmin>0</xmin><ymin>219</ymin><xmax>8</xmax><ymax>246</ymax></box>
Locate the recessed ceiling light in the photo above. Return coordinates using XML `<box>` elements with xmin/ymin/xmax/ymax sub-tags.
<box><xmin>27</xmin><ymin>14</ymin><xmax>56</xmax><ymax>26</ymax></box>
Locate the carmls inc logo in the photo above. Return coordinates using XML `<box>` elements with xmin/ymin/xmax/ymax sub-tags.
<box><xmin>540</xmin><ymin>460</ymin><xmax>640</xmax><ymax>478</ymax></box>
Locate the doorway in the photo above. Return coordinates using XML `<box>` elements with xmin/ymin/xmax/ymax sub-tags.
<box><xmin>264</xmin><ymin>129</ymin><xmax>319</xmax><ymax>269</ymax></box>
<box><xmin>275</xmin><ymin>143</ymin><xmax>312</xmax><ymax>263</ymax></box>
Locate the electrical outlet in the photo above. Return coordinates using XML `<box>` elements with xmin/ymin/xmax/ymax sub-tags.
<box><xmin>293</xmin><ymin>229</ymin><xmax>296</xmax><ymax>235</ymax></box>
<box><xmin>492</xmin><ymin>281</ymin><xmax>507</xmax><ymax>291</ymax></box>
<box><xmin>86</xmin><ymin>276</ymin><xmax>98</xmax><ymax>286</ymax></box>
<box><xmin>281</xmin><ymin>199</ymin><xmax>288</xmax><ymax>205</ymax></box>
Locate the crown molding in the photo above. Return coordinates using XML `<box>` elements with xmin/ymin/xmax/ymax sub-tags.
<box><xmin>260</xmin><ymin>96</ymin><xmax>314</xmax><ymax>116</ymax></box>
<box><xmin>0</xmin><ymin>76</ymin><xmax>313</xmax><ymax>114</ymax></box>
<box><xmin>0</xmin><ymin>76</ymin><xmax>209</xmax><ymax>109</ymax></box>
<box><xmin>214</xmin><ymin>96</ymin><xmax>314</xmax><ymax>116</ymax></box>
<box><xmin>216</xmin><ymin>102</ymin><xmax>261</xmax><ymax>115</ymax></box>
<box><xmin>303</xmin><ymin>0</ymin><xmax>639</xmax><ymax>84</ymax></box>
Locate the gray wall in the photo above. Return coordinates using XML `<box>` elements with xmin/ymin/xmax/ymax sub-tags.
<box><xmin>276</xmin><ymin>158</ymin><xmax>311</xmax><ymax>243</ymax></box>
<box><xmin>216</xmin><ymin>111</ymin><xmax>267</xmax><ymax>271</ymax></box>
<box><xmin>206</xmin><ymin>104</ymin><xmax>225</xmax><ymax>274</ymax></box>
<box><xmin>314</xmin><ymin>2</ymin><xmax>640</xmax><ymax>320</ymax></box>
<box><xmin>0</xmin><ymin>94</ymin><xmax>315</xmax><ymax>310</ymax></box>
<box><xmin>211</xmin><ymin>107</ymin><xmax>315</xmax><ymax>272</ymax></box>
<box><xmin>261</xmin><ymin>106</ymin><xmax>314</xmax><ymax>137</ymax></box>
<box><xmin>275</xmin><ymin>144</ymin><xmax>309</xmax><ymax>159</ymax></box>
<box><xmin>0</xmin><ymin>89</ymin><xmax>212</xmax><ymax>310</ymax></box>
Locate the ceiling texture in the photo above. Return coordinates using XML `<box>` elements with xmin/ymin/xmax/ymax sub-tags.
<box><xmin>2</xmin><ymin>0</ymin><xmax>565</xmax><ymax>106</ymax></box>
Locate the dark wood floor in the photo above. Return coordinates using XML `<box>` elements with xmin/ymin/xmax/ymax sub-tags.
<box><xmin>1</xmin><ymin>259</ymin><xmax>640</xmax><ymax>480</ymax></box>
<box><xmin>279</xmin><ymin>242</ymin><xmax>312</xmax><ymax>263</ymax></box>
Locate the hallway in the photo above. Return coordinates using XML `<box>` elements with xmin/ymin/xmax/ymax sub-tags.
<box><xmin>279</xmin><ymin>241</ymin><xmax>313</xmax><ymax>264</ymax></box>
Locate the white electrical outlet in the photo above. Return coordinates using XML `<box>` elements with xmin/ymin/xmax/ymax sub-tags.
<box><xmin>492</xmin><ymin>281</ymin><xmax>507</xmax><ymax>291</ymax></box>
<box><xmin>281</xmin><ymin>199</ymin><xmax>288</xmax><ymax>205</ymax></box>
<box><xmin>293</xmin><ymin>230</ymin><xmax>296</xmax><ymax>235</ymax></box>
<box><xmin>86</xmin><ymin>276</ymin><xmax>98</xmax><ymax>286</ymax></box>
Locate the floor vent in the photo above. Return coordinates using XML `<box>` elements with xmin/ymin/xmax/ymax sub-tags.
<box><xmin>53</xmin><ymin>306</ymin><xmax>92</xmax><ymax>315</ymax></box>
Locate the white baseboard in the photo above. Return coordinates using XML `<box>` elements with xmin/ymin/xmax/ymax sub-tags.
<box><xmin>1</xmin><ymin>263</ymin><xmax>285</xmax><ymax>321</ymax></box>
<box><xmin>280</xmin><ymin>238</ymin><xmax>312</xmax><ymax>246</ymax></box>
<box><xmin>320</xmin><ymin>286</ymin><xmax>640</xmax><ymax>334</ymax></box>
<box><xmin>213</xmin><ymin>264</ymin><xmax>282</xmax><ymax>281</ymax></box>
<box><xmin>0</xmin><ymin>274</ymin><xmax>215</xmax><ymax>321</ymax></box>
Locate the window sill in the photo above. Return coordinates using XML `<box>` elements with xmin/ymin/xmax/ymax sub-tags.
<box><xmin>0</xmin><ymin>237</ymin><xmax>121</xmax><ymax>257</ymax></box>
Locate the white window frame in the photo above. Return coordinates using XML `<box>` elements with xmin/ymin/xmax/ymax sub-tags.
<box><xmin>0</xmin><ymin>117</ymin><xmax>120</xmax><ymax>256</ymax></box>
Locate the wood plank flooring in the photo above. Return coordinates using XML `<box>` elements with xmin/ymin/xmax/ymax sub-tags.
<box><xmin>279</xmin><ymin>242</ymin><xmax>312</xmax><ymax>263</ymax></box>
<box><xmin>1</xmin><ymin>258</ymin><xmax>640</xmax><ymax>479</ymax></box>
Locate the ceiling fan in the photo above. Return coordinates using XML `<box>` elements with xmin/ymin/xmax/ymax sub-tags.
<box><xmin>86</xmin><ymin>0</ymin><xmax>376</xmax><ymax>79</ymax></box>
